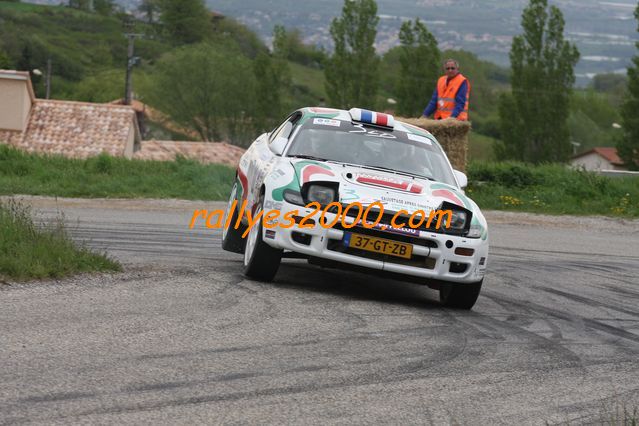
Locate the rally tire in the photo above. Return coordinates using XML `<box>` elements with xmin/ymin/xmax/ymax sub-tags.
<box><xmin>221</xmin><ymin>182</ymin><xmax>246</xmax><ymax>254</ymax></box>
<box><xmin>243</xmin><ymin>195</ymin><xmax>282</xmax><ymax>282</ymax></box>
<box><xmin>439</xmin><ymin>279</ymin><xmax>483</xmax><ymax>310</ymax></box>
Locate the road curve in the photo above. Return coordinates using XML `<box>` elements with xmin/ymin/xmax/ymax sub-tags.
<box><xmin>1</xmin><ymin>196</ymin><xmax>638</xmax><ymax>425</ymax></box>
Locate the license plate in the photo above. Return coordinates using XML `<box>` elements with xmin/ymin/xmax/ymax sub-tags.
<box><xmin>344</xmin><ymin>233</ymin><xmax>413</xmax><ymax>259</ymax></box>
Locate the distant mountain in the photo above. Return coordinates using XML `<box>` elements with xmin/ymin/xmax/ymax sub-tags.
<box><xmin>27</xmin><ymin>0</ymin><xmax>638</xmax><ymax>85</ymax></box>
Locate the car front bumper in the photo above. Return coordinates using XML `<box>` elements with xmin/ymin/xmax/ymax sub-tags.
<box><xmin>262</xmin><ymin>202</ymin><xmax>488</xmax><ymax>284</ymax></box>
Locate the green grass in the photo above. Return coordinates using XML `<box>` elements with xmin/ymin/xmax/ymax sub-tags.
<box><xmin>0</xmin><ymin>199</ymin><xmax>121</xmax><ymax>281</ymax></box>
<box><xmin>467</xmin><ymin>162</ymin><xmax>639</xmax><ymax>217</ymax></box>
<box><xmin>287</xmin><ymin>61</ymin><xmax>327</xmax><ymax>108</ymax></box>
<box><xmin>0</xmin><ymin>145</ymin><xmax>235</xmax><ymax>200</ymax></box>
<box><xmin>288</xmin><ymin>61</ymin><xmax>326</xmax><ymax>97</ymax></box>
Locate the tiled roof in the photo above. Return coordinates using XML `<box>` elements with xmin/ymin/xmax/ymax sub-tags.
<box><xmin>0</xmin><ymin>129</ymin><xmax>22</xmax><ymax>146</ymax></box>
<box><xmin>134</xmin><ymin>140</ymin><xmax>245</xmax><ymax>167</ymax></box>
<box><xmin>13</xmin><ymin>100</ymin><xmax>138</xmax><ymax>158</ymax></box>
<box><xmin>110</xmin><ymin>98</ymin><xmax>201</xmax><ymax>140</ymax></box>
<box><xmin>572</xmin><ymin>147</ymin><xmax>624</xmax><ymax>166</ymax></box>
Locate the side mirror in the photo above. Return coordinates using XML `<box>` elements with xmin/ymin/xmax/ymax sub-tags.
<box><xmin>270</xmin><ymin>136</ymin><xmax>288</xmax><ymax>156</ymax></box>
<box><xmin>453</xmin><ymin>170</ymin><xmax>467</xmax><ymax>189</ymax></box>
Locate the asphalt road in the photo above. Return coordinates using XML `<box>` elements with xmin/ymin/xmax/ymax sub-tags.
<box><xmin>2</xmin><ymin>197</ymin><xmax>639</xmax><ymax>425</ymax></box>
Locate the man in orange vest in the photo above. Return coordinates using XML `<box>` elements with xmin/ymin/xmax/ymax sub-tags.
<box><xmin>422</xmin><ymin>59</ymin><xmax>471</xmax><ymax>121</ymax></box>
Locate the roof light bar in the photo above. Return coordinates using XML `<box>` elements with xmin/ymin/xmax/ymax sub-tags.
<box><xmin>348</xmin><ymin>108</ymin><xmax>395</xmax><ymax>129</ymax></box>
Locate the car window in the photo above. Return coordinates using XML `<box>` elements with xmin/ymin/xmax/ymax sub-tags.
<box><xmin>286</xmin><ymin>122</ymin><xmax>457</xmax><ymax>186</ymax></box>
<box><xmin>268</xmin><ymin>112</ymin><xmax>302</xmax><ymax>145</ymax></box>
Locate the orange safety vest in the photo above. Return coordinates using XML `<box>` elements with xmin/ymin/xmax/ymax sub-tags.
<box><xmin>434</xmin><ymin>73</ymin><xmax>471</xmax><ymax>121</ymax></box>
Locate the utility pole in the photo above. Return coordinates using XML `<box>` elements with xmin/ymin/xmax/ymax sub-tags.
<box><xmin>123</xmin><ymin>33</ymin><xmax>142</xmax><ymax>105</ymax></box>
<box><xmin>45</xmin><ymin>58</ymin><xmax>52</xmax><ymax>99</ymax></box>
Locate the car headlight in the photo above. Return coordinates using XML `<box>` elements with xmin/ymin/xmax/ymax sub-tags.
<box><xmin>283</xmin><ymin>189</ymin><xmax>305</xmax><ymax>206</ymax></box>
<box><xmin>306</xmin><ymin>185</ymin><xmax>336</xmax><ymax>205</ymax></box>
<box><xmin>467</xmin><ymin>223</ymin><xmax>482</xmax><ymax>238</ymax></box>
<box><xmin>448</xmin><ymin>210</ymin><xmax>467</xmax><ymax>231</ymax></box>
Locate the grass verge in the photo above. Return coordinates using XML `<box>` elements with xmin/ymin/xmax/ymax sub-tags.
<box><xmin>0</xmin><ymin>145</ymin><xmax>235</xmax><ymax>200</ymax></box>
<box><xmin>467</xmin><ymin>162</ymin><xmax>639</xmax><ymax>217</ymax></box>
<box><xmin>0</xmin><ymin>199</ymin><xmax>121</xmax><ymax>281</ymax></box>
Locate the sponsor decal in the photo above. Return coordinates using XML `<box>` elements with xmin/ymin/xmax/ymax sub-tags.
<box><xmin>264</xmin><ymin>200</ymin><xmax>283</xmax><ymax>210</ymax></box>
<box><xmin>272</xmin><ymin>160</ymin><xmax>332</xmax><ymax>201</ymax></box>
<box><xmin>269</xmin><ymin>168</ymin><xmax>286</xmax><ymax>179</ymax></box>
<box><xmin>339</xmin><ymin>188</ymin><xmax>360</xmax><ymax>202</ymax></box>
<box><xmin>237</xmin><ymin>168</ymin><xmax>249</xmax><ymax>201</ymax></box>
<box><xmin>302</xmin><ymin>164</ymin><xmax>335</xmax><ymax>183</ymax></box>
<box><xmin>313</xmin><ymin>117</ymin><xmax>341</xmax><ymax>127</ymax></box>
<box><xmin>380</xmin><ymin>196</ymin><xmax>432</xmax><ymax>210</ymax></box>
<box><xmin>430</xmin><ymin>183</ymin><xmax>474</xmax><ymax>210</ymax></box>
<box><xmin>349</xmin><ymin>123</ymin><xmax>396</xmax><ymax>139</ymax></box>
<box><xmin>432</xmin><ymin>189</ymin><xmax>464</xmax><ymax>208</ymax></box>
<box><xmin>356</xmin><ymin>173</ymin><xmax>423</xmax><ymax>194</ymax></box>
<box><xmin>372</xmin><ymin>222</ymin><xmax>420</xmax><ymax>236</ymax></box>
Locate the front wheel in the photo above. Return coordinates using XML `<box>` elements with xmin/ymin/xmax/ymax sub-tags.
<box><xmin>243</xmin><ymin>195</ymin><xmax>282</xmax><ymax>282</ymax></box>
<box><xmin>439</xmin><ymin>280</ymin><xmax>483</xmax><ymax>310</ymax></box>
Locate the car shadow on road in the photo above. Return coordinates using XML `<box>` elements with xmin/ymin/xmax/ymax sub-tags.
<box><xmin>269</xmin><ymin>260</ymin><xmax>443</xmax><ymax>310</ymax></box>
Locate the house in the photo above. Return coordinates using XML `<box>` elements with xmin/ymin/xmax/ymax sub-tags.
<box><xmin>0</xmin><ymin>70</ymin><xmax>141</xmax><ymax>158</ymax></box>
<box><xmin>0</xmin><ymin>70</ymin><xmax>245</xmax><ymax>167</ymax></box>
<box><xmin>570</xmin><ymin>147</ymin><xmax>627</xmax><ymax>172</ymax></box>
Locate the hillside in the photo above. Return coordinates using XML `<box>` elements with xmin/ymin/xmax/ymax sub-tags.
<box><xmin>207</xmin><ymin>0</ymin><xmax>637</xmax><ymax>86</ymax></box>
<box><xmin>0</xmin><ymin>1</ymin><xmax>327</xmax><ymax>140</ymax></box>
<box><xmin>2</xmin><ymin>1</ymin><xmax>628</xmax><ymax>159</ymax></box>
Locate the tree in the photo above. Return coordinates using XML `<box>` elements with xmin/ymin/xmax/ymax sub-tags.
<box><xmin>138</xmin><ymin>0</ymin><xmax>160</xmax><ymax>23</ymax></box>
<box><xmin>68</xmin><ymin>0</ymin><xmax>90</xmax><ymax>11</ymax></box>
<box><xmin>0</xmin><ymin>48</ymin><xmax>11</xmax><ymax>69</ymax></box>
<box><xmin>158</xmin><ymin>0</ymin><xmax>210</xmax><ymax>44</ymax></box>
<box><xmin>94</xmin><ymin>0</ymin><xmax>116</xmax><ymax>16</ymax></box>
<box><xmin>143</xmin><ymin>43</ymin><xmax>256</xmax><ymax>143</ymax></box>
<box><xmin>324</xmin><ymin>0</ymin><xmax>379</xmax><ymax>109</ymax></box>
<box><xmin>253</xmin><ymin>51</ymin><xmax>291</xmax><ymax>133</ymax></box>
<box><xmin>396</xmin><ymin>19</ymin><xmax>440</xmax><ymax>117</ymax></box>
<box><xmin>272</xmin><ymin>24</ymin><xmax>290</xmax><ymax>59</ymax></box>
<box><xmin>497</xmin><ymin>0</ymin><xmax>579</xmax><ymax>163</ymax></box>
<box><xmin>617</xmin><ymin>3</ymin><xmax>639</xmax><ymax>170</ymax></box>
<box><xmin>272</xmin><ymin>25</ymin><xmax>326</xmax><ymax>68</ymax></box>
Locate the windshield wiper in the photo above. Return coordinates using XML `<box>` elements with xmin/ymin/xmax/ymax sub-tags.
<box><xmin>288</xmin><ymin>154</ymin><xmax>329</xmax><ymax>162</ymax></box>
<box><xmin>360</xmin><ymin>164</ymin><xmax>436</xmax><ymax>181</ymax></box>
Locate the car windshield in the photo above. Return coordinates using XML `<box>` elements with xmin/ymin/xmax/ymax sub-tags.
<box><xmin>286</xmin><ymin>122</ymin><xmax>457</xmax><ymax>186</ymax></box>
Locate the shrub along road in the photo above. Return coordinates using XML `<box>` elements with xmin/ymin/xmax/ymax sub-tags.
<box><xmin>1</xmin><ymin>196</ymin><xmax>638</xmax><ymax>424</ymax></box>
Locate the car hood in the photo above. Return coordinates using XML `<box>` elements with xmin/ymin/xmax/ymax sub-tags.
<box><xmin>288</xmin><ymin>158</ymin><xmax>479</xmax><ymax>216</ymax></box>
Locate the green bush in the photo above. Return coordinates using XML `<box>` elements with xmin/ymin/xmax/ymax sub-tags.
<box><xmin>467</xmin><ymin>161</ymin><xmax>639</xmax><ymax>217</ymax></box>
<box><xmin>468</xmin><ymin>162</ymin><xmax>541</xmax><ymax>187</ymax></box>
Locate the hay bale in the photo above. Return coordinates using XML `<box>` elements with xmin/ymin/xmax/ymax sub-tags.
<box><xmin>398</xmin><ymin>117</ymin><xmax>471</xmax><ymax>172</ymax></box>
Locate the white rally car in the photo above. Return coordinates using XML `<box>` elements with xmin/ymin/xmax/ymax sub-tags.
<box><xmin>222</xmin><ymin>107</ymin><xmax>489</xmax><ymax>309</ymax></box>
